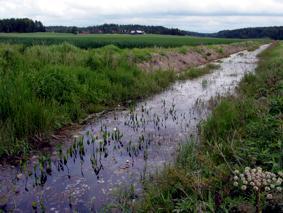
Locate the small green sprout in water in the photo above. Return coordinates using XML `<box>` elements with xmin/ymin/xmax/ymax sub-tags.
<box><xmin>201</xmin><ymin>79</ymin><xmax>208</xmax><ymax>88</ymax></box>
<box><xmin>233</xmin><ymin>167</ymin><xmax>283</xmax><ymax>213</ymax></box>
<box><xmin>32</xmin><ymin>201</ymin><xmax>37</xmax><ymax>210</ymax></box>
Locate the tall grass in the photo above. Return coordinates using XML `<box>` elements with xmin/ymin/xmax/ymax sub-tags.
<box><xmin>137</xmin><ymin>42</ymin><xmax>283</xmax><ymax>212</ymax></box>
<box><xmin>0</xmin><ymin>43</ymin><xmax>176</xmax><ymax>158</ymax></box>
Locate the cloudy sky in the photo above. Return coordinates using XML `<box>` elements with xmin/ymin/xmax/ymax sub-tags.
<box><xmin>0</xmin><ymin>0</ymin><xmax>283</xmax><ymax>32</ymax></box>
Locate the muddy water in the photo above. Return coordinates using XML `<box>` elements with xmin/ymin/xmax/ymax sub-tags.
<box><xmin>0</xmin><ymin>45</ymin><xmax>269</xmax><ymax>212</ymax></box>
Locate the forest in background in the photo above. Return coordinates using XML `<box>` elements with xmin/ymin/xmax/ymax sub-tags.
<box><xmin>0</xmin><ymin>18</ymin><xmax>45</xmax><ymax>33</ymax></box>
<box><xmin>1</xmin><ymin>18</ymin><xmax>283</xmax><ymax>39</ymax></box>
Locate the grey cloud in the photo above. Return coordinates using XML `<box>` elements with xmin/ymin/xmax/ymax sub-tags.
<box><xmin>0</xmin><ymin>0</ymin><xmax>283</xmax><ymax>32</ymax></box>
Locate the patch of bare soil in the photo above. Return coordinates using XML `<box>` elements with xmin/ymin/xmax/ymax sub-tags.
<box><xmin>138</xmin><ymin>45</ymin><xmax>246</xmax><ymax>72</ymax></box>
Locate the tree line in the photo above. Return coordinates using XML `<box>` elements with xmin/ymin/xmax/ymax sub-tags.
<box><xmin>213</xmin><ymin>26</ymin><xmax>283</xmax><ymax>40</ymax></box>
<box><xmin>46</xmin><ymin>24</ymin><xmax>187</xmax><ymax>35</ymax></box>
<box><xmin>0</xmin><ymin>18</ymin><xmax>45</xmax><ymax>33</ymax></box>
<box><xmin>46</xmin><ymin>25</ymin><xmax>283</xmax><ymax>39</ymax></box>
<box><xmin>0</xmin><ymin>18</ymin><xmax>282</xmax><ymax>40</ymax></box>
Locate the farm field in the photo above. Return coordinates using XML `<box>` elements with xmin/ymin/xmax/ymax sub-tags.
<box><xmin>0</xmin><ymin>32</ymin><xmax>245</xmax><ymax>48</ymax></box>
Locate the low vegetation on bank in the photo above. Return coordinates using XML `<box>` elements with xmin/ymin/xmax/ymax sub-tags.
<box><xmin>136</xmin><ymin>42</ymin><xmax>282</xmax><ymax>212</ymax></box>
<box><xmin>138</xmin><ymin>41</ymin><xmax>261</xmax><ymax>73</ymax></box>
<box><xmin>178</xmin><ymin>63</ymin><xmax>220</xmax><ymax>80</ymax></box>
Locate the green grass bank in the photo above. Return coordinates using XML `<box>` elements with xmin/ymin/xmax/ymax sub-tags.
<box><xmin>135</xmin><ymin>42</ymin><xmax>283</xmax><ymax>212</ymax></box>
<box><xmin>0</xmin><ymin>43</ymin><xmax>174</xmax><ymax>159</ymax></box>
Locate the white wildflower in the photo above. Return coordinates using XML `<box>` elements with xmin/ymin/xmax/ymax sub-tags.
<box><xmin>276</xmin><ymin>178</ymin><xmax>282</xmax><ymax>185</ymax></box>
<box><xmin>245</xmin><ymin>167</ymin><xmax>250</xmax><ymax>172</ymax></box>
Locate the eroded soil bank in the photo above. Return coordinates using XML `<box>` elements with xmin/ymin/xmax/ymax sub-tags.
<box><xmin>0</xmin><ymin>44</ymin><xmax>269</xmax><ymax>212</ymax></box>
<box><xmin>139</xmin><ymin>43</ymin><xmax>258</xmax><ymax>72</ymax></box>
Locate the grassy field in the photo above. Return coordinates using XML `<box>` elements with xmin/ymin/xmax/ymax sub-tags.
<box><xmin>136</xmin><ymin>42</ymin><xmax>283</xmax><ymax>212</ymax></box>
<box><xmin>0</xmin><ymin>33</ymin><xmax>245</xmax><ymax>48</ymax></box>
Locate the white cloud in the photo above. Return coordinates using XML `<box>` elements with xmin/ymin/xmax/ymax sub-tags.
<box><xmin>0</xmin><ymin>0</ymin><xmax>283</xmax><ymax>32</ymax></box>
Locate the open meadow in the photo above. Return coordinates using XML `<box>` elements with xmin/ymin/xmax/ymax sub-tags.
<box><xmin>0</xmin><ymin>33</ymin><xmax>244</xmax><ymax>48</ymax></box>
